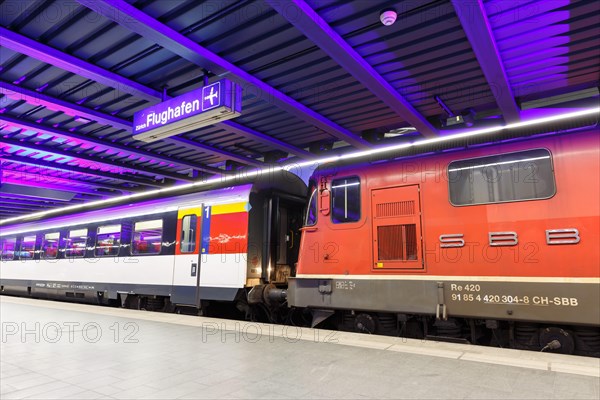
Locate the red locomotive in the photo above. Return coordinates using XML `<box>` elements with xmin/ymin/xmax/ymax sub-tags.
<box><xmin>290</xmin><ymin>128</ymin><xmax>599</xmax><ymax>355</ymax></box>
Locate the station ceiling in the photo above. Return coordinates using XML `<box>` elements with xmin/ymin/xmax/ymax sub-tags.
<box><xmin>1</xmin><ymin>0</ymin><xmax>599</xmax><ymax>220</ymax></box>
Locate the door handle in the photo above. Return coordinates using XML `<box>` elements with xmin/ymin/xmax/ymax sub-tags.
<box><xmin>191</xmin><ymin>263</ymin><xmax>197</xmax><ymax>277</ymax></box>
<box><xmin>300</xmin><ymin>226</ymin><xmax>318</xmax><ymax>232</ymax></box>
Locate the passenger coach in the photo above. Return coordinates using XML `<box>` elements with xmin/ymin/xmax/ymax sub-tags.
<box><xmin>0</xmin><ymin>170</ymin><xmax>306</xmax><ymax>318</ymax></box>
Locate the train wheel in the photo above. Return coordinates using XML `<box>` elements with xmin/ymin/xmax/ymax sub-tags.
<box><xmin>539</xmin><ymin>327</ymin><xmax>575</xmax><ymax>354</ymax></box>
<box><xmin>354</xmin><ymin>313</ymin><xmax>377</xmax><ymax>334</ymax></box>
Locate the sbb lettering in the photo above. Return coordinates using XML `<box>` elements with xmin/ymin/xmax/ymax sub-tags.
<box><xmin>553</xmin><ymin>297</ymin><xmax>578</xmax><ymax>306</ymax></box>
<box><xmin>532</xmin><ymin>296</ymin><xmax>578</xmax><ymax>306</ymax></box>
<box><xmin>438</xmin><ymin>228</ymin><xmax>581</xmax><ymax>247</ymax></box>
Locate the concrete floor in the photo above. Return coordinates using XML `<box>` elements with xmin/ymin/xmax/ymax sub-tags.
<box><xmin>1</xmin><ymin>296</ymin><xmax>599</xmax><ymax>400</ymax></box>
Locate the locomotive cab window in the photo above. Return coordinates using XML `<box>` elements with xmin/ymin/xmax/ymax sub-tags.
<box><xmin>132</xmin><ymin>219</ymin><xmax>163</xmax><ymax>255</ymax></box>
<box><xmin>180</xmin><ymin>215</ymin><xmax>197</xmax><ymax>253</ymax></box>
<box><xmin>448</xmin><ymin>149</ymin><xmax>556</xmax><ymax>206</ymax></box>
<box><xmin>42</xmin><ymin>232</ymin><xmax>60</xmax><ymax>259</ymax></box>
<box><xmin>1</xmin><ymin>237</ymin><xmax>17</xmax><ymax>261</ymax></box>
<box><xmin>331</xmin><ymin>177</ymin><xmax>361</xmax><ymax>223</ymax></box>
<box><xmin>19</xmin><ymin>235</ymin><xmax>37</xmax><ymax>259</ymax></box>
<box><xmin>64</xmin><ymin>229</ymin><xmax>88</xmax><ymax>258</ymax></box>
<box><xmin>95</xmin><ymin>225</ymin><xmax>122</xmax><ymax>257</ymax></box>
<box><xmin>305</xmin><ymin>189</ymin><xmax>318</xmax><ymax>226</ymax></box>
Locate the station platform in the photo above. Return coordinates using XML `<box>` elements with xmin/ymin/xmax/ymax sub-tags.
<box><xmin>1</xmin><ymin>296</ymin><xmax>599</xmax><ymax>400</ymax></box>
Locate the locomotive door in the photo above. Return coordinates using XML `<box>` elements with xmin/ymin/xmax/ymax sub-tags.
<box><xmin>171</xmin><ymin>206</ymin><xmax>203</xmax><ymax>306</ymax></box>
<box><xmin>371</xmin><ymin>185</ymin><xmax>424</xmax><ymax>270</ymax></box>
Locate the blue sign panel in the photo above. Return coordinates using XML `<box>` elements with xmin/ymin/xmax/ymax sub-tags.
<box><xmin>201</xmin><ymin>205</ymin><xmax>211</xmax><ymax>255</ymax></box>
<box><xmin>133</xmin><ymin>79</ymin><xmax>241</xmax><ymax>136</ymax></box>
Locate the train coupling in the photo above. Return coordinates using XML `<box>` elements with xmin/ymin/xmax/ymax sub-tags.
<box><xmin>248</xmin><ymin>284</ymin><xmax>287</xmax><ymax>307</ymax></box>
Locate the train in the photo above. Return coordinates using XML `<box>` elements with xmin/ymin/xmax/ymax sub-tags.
<box><xmin>1</xmin><ymin>127</ymin><xmax>599</xmax><ymax>355</ymax></box>
<box><xmin>0</xmin><ymin>171</ymin><xmax>307</xmax><ymax>319</ymax></box>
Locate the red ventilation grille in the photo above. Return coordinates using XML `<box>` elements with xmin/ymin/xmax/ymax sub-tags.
<box><xmin>377</xmin><ymin>224</ymin><xmax>417</xmax><ymax>261</ymax></box>
<box><xmin>376</xmin><ymin>201</ymin><xmax>414</xmax><ymax>218</ymax></box>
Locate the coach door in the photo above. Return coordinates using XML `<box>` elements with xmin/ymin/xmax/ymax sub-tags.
<box><xmin>371</xmin><ymin>185</ymin><xmax>424</xmax><ymax>270</ymax></box>
<box><xmin>171</xmin><ymin>206</ymin><xmax>203</xmax><ymax>306</ymax></box>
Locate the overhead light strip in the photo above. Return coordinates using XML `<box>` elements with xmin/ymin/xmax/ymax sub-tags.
<box><xmin>1</xmin><ymin>107</ymin><xmax>598</xmax><ymax>225</ymax></box>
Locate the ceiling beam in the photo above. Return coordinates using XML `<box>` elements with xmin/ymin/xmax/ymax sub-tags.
<box><xmin>0</xmin><ymin>204</ymin><xmax>53</xmax><ymax>212</ymax></box>
<box><xmin>0</xmin><ymin>135</ymin><xmax>191</xmax><ymax>183</ymax></box>
<box><xmin>0</xmin><ymin>26</ymin><xmax>161</xmax><ymax>102</ymax></box>
<box><xmin>76</xmin><ymin>0</ymin><xmax>372</xmax><ymax>149</ymax></box>
<box><xmin>265</xmin><ymin>0</ymin><xmax>438</xmax><ymax>138</ymax></box>
<box><xmin>165</xmin><ymin>135</ymin><xmax>263</xmax><ymax>167</ymax></box>
<box><xmin>1</xmin><ymin>168</ymin><xmax>139</xmax><ymax>194</ymax></box>
<box><xmin>0</xmin><ymin>80</ymin><xmax>131</xmax><ymax>131</ymax></box>
<box><xmin>0</xmin><ymin>153</ymin><xmax>165</xmax><ymax>188</ymax></box>
<box><xmin>451</xmin><ymin>0</ymin><xmax>520</xmax><ymax>123</ymax></box>
<box><xmin>222</xmin><ymin>121</ymin><xmax>314</xmax><ymax>159</ymax></box>
<box><xmin>1</xmin><ymin>31</ymin><xmax>314</xmax><ymax>161</ymax></box>
<box><xmin>0</xmin><ymin>198</ymin><xmax>58</xmax><ymax>208</ymax></box>
<box><xmin>1</xmin><ymin>179</ymin><xmax>108</xmax><ymax>197</ymax></box>
<box><xmin>0</xmin><ymin>114</ymin><xmax>222</xmax><ymax>177</ymax></box>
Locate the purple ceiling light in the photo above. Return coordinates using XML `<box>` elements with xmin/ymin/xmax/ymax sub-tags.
<box><xmin>265</xmin><ymin>0</ymin><xmax>438</xmax><ymax>138</ymax></box>
<box><xmin>451</xmin><ymin>0</ymin><xmax>521</xmax><ymax>123</ymax></box>
<box><xmin>12</xmin><ymin>76</ymin><xmax>27</xmax><ymax>85</ymax></box>
<box><xmin>76</xmin><ymin>0</ymin><xmax>372</xmax><ymax>150</ymax></box>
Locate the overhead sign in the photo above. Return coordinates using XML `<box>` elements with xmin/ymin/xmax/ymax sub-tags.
<box><xmin>132</xmin><ymin>79</ymin><xmax>242</xmax><ymax>142</ymax></box>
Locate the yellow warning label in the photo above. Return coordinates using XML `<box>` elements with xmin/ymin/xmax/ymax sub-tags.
<box><xmin>212</xmin><ymin>202</ymin><xmax>248</xmax><ymax>215</ymax></box>
<box><xmin>177</xmin><ymin>207</ymin><xmax>202</xmax><ymax>218</ymax></box>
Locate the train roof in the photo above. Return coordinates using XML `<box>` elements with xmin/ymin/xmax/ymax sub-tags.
<box><xmin>0</xmin><ymin>170</ymin><xmax>306</xmax><ymax>237</ymax></box>
<box><xmin>311</xmin><ymin>120</ymin><xmax>598</xmax><ymax>178</ymax></box>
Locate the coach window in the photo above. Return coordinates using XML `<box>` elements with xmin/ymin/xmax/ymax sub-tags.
<box><xmin>64</xmin><ymin>229</ymin><xmax>88</xmax><ymax>258</ymax></box>
<box><xmin>448</xmin><ymin>149</ymin><xmax>556</xmax><ymax>206</ymax></box>
<box><xmin>42</xmin><ymin>232</ymin><xmax>60</xmax><ymax>259</ymax></box>
<box><xmin>19</xmin><ymin>235</ymin><xmax>37</xmax><ymax>259</ymax></box>
<box><xmin>305</xmin><ymin>189</ymin><xmax>318</xmax><ymax>226</ymax></box>
<box><xmin>180</xmin><ymin>215</ymin><xmax>197</xmax><ymax>253</ymax></box>
<box><xmin>331</xmin><ymin>177</ymin><xmax>361</xmax><ymax>223</ymax></box>
<box><xmin>95</xmin><ymin>224</ymin><xmax>122</xmax><ymax>257</ymax></box>
<box><xmin>132</xmin><ymin>219</ymin><xmax>163</xmax><ymax>255</ymax></box>
<box><xmin>1</xmin><ymin>237</ymin><xmax>17</xmax><ymax>261</ymax></box>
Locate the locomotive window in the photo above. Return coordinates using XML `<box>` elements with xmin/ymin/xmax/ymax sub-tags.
<box><xmin>95</xmin><ymin>224</ymin><xmax>122</xmax><ymax>257</ymax></box>
<box><xmin>180</xmin><ymin>215</ymin><xmax>197</xmax><ymax>253</ymax></box>
<box><xmin>132</xmin><ymin>219</ymin><xmax>163</xmax><ymax>255</ymax></box>
<box><xmin>42</xmin><ymin>232</ymin><xmax>60</xmax><ymax>259</ymax></box>
<box><xmin>19</xmin><ymin>235</ymin><xmax>37</xmax><ymax>259</ymax></box>
<box><xmin>64</xmin><ymin>228</ymin><xmax>88</xmax><ymax>258</ymax></box>
<box><xmin>305</xmin><ymin>189</ymin><xmax>318</xmax><ymax>226</ymax></box>
<box><xmin>1</xmin><ymin>237</ymin><xmax>17</xmax><ymax>261</ymax></box>
<box><xmin>448</xmin><ymin>149</ymin><xmax>556</xmax><ymax>206</ymax></box>
<box><xmin>331</xmin><ymin>177</ymin><xmax>361</xmax><ymax>223</ymax></box>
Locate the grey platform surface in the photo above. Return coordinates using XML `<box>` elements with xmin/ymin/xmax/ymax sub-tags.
<box><xmin>1</xmin><ymin>296</ymin><xmax>599</xmax><ymax>400</ymax></box>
